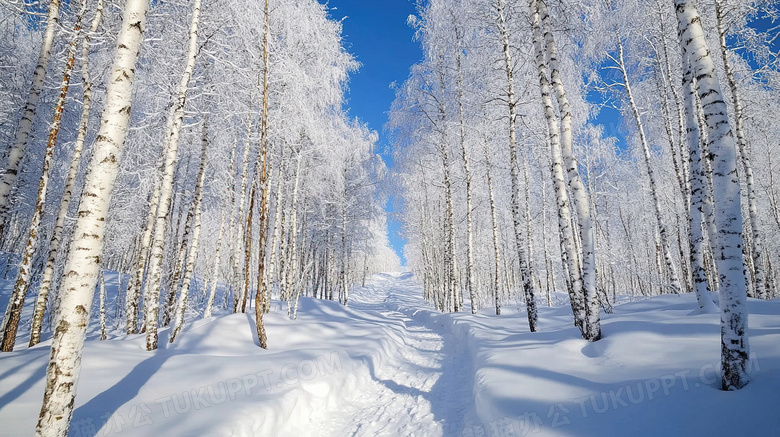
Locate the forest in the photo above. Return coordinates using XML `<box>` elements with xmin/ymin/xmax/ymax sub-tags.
<box><xmin>0</xmin><ymin>0</ymin><xmax>777</xmax><ymax>436</ymax></box>
<box><xmin>391</xmin><ymin>0</ymin><xmax>777</xmax><ymax>391</ymax></box>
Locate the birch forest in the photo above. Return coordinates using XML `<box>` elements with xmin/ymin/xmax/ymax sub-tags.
<box><xmin>0</xmin><ymin>0</ymin><xmax>778</xmax><ymax>435</ymax></box>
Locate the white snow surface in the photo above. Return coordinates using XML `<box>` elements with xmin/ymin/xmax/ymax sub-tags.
<box><xmin>1</xmin><ymin>272</ymin><xmax>779</xmax><ymax>436</ymax></box>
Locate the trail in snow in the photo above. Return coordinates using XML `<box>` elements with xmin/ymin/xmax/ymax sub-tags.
<box><xmin>0</xmin><ymin>272</ymin><xmax>478</xmax><ymax>437</ymax></box>
<box><xmin>315</xmin><ymin>273</ymin><xmax>476</xmax><ymax>437</ymax></box>
<box><xmin>3</xmin><ymin>272</ymin><xmax>780</xmax><ymax>436</ymax></box>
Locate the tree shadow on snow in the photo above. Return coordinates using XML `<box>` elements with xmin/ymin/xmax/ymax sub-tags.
<box><xmin>71</xmin><ymin>320</ymin><xmax>223</xmax><ymax>437</ymax></box>
<box><xmin>71</xmin><ymin>351</ymin><xmax>172</xmax><ymax>436</ymax></box>
<box><xmin>0</xmin><ymin>359</ymin><xmax>47</xmax><ymax>407</ymax></box>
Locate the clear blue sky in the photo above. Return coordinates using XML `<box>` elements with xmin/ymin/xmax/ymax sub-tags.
<box><xmin>326</xmin><ymin>0</ymin><xmax>422</xmax><ymax>266</ymax></box>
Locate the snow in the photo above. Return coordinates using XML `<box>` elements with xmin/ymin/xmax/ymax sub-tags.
<box><xmin>1</xmin><ymin>272</ymin><xmax>780</xmax><ymax>436</ymax></box>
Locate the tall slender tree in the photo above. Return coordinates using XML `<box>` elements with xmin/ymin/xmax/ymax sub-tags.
<box><xmin>675</xmin><ymin>0</ymin><xmax>750</xmax><ymax>391</ymax></box>
<box><xmin>143</xmin><ymin>0</ymin><xmax>203</xmax><ymax>351</ymax></box>
<box><xmin>35</xmin><ymin>0</ymin><xmax>151</xmax><ymax>434</ymax></box>
<box><xmin>0</xmin><ymin>0</ymin><xmax>61</xmax><ymax>235</ymax></box>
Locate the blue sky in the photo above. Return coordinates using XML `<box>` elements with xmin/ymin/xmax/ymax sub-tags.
<box><xmin>326</xmin><ymin>0</ymin><xmax>422</xmax><ymax>265</ymax></box>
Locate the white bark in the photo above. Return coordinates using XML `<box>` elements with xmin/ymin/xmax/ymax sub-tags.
<box><xmin>715</xmin><ymin>0</ymin><xmax>765</xmax><ymax>299</ymax></box>
<box><xmin>30</xmin><ymin>0</ymin><xmax>105</xmax><ymax>347</ymax></box>
<box><xmin>536</xmin><ymin>0</ymin><xmax>600</xmax><ymax>339</ymax></box>
<box><xmin>254</xmin><ymin>0</ymin><xmax>270</xmax><ymax>349</ymax></box>
<box><xmin>204</xmin><ymin>137</ymin><xmax>238</xmax><ymax>319</ymax></box>
<box><xmin>675</xmin><ymin>0</ymin><xmax>750</xmax><ymax>391</ymax></box>
<box><xmin>683</xmin><ymin>58</ymin><xmax>718</xmax><ymax>313</ymax></box>
<box><xmin>455</xmin><ymin>32</ymin><xmax>476</xmax><ymax>314</ymax></box>
<box><xmin>286</xmin><ymin>155</ymin><xmax>303</xmax><ymax>313</ymax></box>
<box><xmin>99</xmin><ymin>269</ymin><xmax>107</xmax><ymax>341</ymax></box>
<box><xmin>0</xmin><ymin>0</ymin><xmax>61</xmax><ymax>231</ymax></box>
<box><xmin>35</xmin><ymin>0</ymin><xmax>150</xmax><ymax>434</ymax></box>
<box><xmin>434</xmin><ymin>62</ymin><xmax>458</xmax><ymax>313</ymax></box>
<box><xmin>266</xmin><ymin>166</ymin><xmax>285</xmax><ymax>309</ymax></box>
<box><xmin>127</xmin><ymin>170</ymin><xmax>161</xmax><ymax>334</ymax></box>
<box><xmin>204</xmin><ymin>204</ymin><xmax>227</xmax><ymax>318</ymax></box>
<box><xmin>496</xmin><ymin>0</ymin><xmax>537</xmax><ymax>330</ymax></box>
<box><xmin>531</xmin><ymin>0</ymin><xmax>583</xmax><ymax>332</ymax></box>
<box><xmin>341</xmin><ymin>165</ymin><xmax>349</xmax><ymax>307</ymax></box>
<box><xmin>170</xmin><ymin>116</ymin><xmax>209</xmax><ymax>343</ymax></box>
<box><xmin>231</xmin><ymin>115</ymin><xmax>254</xmax><ymax>313</ymax></box>
<box><xmin>164</xmin><ymin>206</ymin><xmax>192</xmax><ymax>326</ymax></box>
<box><xmin>614</xmin><ymin>36</ymin><xmax>682</xmax><ymax>295</ymax></box>
<box><xmin>144</xmin><ymin>0</ymin><xmax>202</xmax><ymax>351</ymax></box>
<box><xmin>1</xmin><ymin>0</ymin><xmax>89</xmax><ymax>352</ymax></box>
<box><xmin>484</xmin><ymin>144</ymin><xmax>502</xmax><ymax>316</ymax></box>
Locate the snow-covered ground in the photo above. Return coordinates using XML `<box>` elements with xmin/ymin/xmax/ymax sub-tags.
<box><xmin>1</xmin><ymin>272</ymin><xmax>779</xmax><ymax>436</ymax></box>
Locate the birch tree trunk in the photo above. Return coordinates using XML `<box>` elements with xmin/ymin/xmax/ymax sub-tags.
<box><xmin>614</xmin><ymin>36</ymin><xmax>682</xmax><ymax>296</ymax></box>
<box><xmin>127</xmin><ymin>170</ymin><xmax>161</xmax><ymax>334</ymax></box>
<box><xmin>697</xmin><ymin>92</ymin><xmax>721</xmax><ymax>292</ymax></box>
<box><xmin>144</xmin><ymin>0</ymin><xmax>202</xmax><ymax>351</ymax></box>
<box><xmin>0</xmin><ymin>0</ymin><xmax>61</xmax><ymax>234</ymax></box>
<box><xmin>204</xmin><ymin>137</ymin><xmax>239</xmax><ymax>319</ymax></box>
<box><xmin>242</xmin><ymin>182</ymin><xmax>256</xmax><ymax>314</ymax></box>
<box><xmin>435</xmin><ymin>64</ymin><xmax>458</xmax><ymax>313</ymax></box>
<box><xmin>530</xmin><ymin>0</ymin><xmax>584</xmax><ymax>333</ymax></box>
<box><xmin>484</xmin><ymin>144</ymin><xmax>503</xmax><ymax>316</ymax></box>
<box><xmin>230</xmin><ymin>114</ymin><xmax>254</xmax><ymax>313</ymax></box>
<box><xmin>284</xmin><ymin>155</ymin><xmax>303</xmax><ymax>311</ymax></box>
<box><xmin>455</xmin><ymin>35</ymin><xmax>476</xmax><ymax>314</ymax></box>
<box><xmin>254</xmin><ymin>0</ymin><xmax>271</xmax><ymax>349</ymax></box>
<box><xmin>654</xmin><ymin>0</ymin><xmax>691</xmax><ymax>194</ymax></box>
<box><xmin>99</xmin><ymin>268</ymin><xmax>107</xmax><ymax>341</ymax></box>
<box><xmin>204</xmin><ymin>204</ymin><xmax>227</xmax><ymax>318</ymax></box>
<box><xmin>715</xmin><ymin>0</ymin><xmax>765</xmax><ymax>299</ymax></box>
<box><xmin>496</xmin><ymin>0</ymin><xmax>537</xmax><ymax>330</ymax></box>
<box><xmin>163</xmin><ymin>191</ymin><xmax>193</xmax><ymax>326</ymax></box>
<box><xmin>654</xmin><ymin>2</ymin><xmax>690</xmax><ymax>202</ymax></box>
<box><xmin>29</xmin><ymin>0</ymin><xmax>105</xmax><ymax>347</ymax></box>
<box><xmin>521</xmin><ymin>143</ymin><xmax>539</xmax><ymax>313</ymax></box>
<box><xmin>35</xmin><ymin>0</ymin><xmax>150</xmax><ymax>434</ymax></box>
<box><xmin>683</xmin><ymin>58</ymin><xmax>718</xmax><ymax>313</ymax></box>
<box><xmin>170</xmin><ymin>118</ymin><xmax>209</xmax><ymax>343</ymax></box>
<box><xmin>653</xmin><ymin>8</ymin><xmax>694</xmax><ymax>293</ymax></box>
<box><xmin>341</xmin><ymin>166</ymin><xmax>350</xmax><ymax>307</ymax></box>
<box><xmin>0</xmin><ymin>0</ymin><xmax>88</xmax><ymax>352</ymax></box>
<box><xmin>536</xmin><ymin>0</ymin><xmax>600</xmax><ymax>340</ymax></box>
<box><xmin>675</xmin><ymin>0</ymin><xmax>749</xmax><ymax>391</ymax></box>
<box><xmin>266</xmin><ymin>165</ymin><xmax>285</xmax><ymax>311</ymax></box>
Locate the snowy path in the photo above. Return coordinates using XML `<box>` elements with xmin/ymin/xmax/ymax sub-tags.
<box><xmin>4</xmin><ymin>272</ymin><xmax>779</xmax><ymax>436</ymax></box>
<box><xmin>314</xmin><ymin>273</ymin><xmax>476</xmax><ymax>437</ymax></box>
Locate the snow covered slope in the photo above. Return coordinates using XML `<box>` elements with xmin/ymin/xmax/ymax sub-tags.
<box><xmin>1</xmin><ymin>272</ymin><xmax>779</xmax><ymax>436</ymax></box>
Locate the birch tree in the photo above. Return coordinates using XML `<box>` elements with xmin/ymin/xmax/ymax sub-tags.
<box><xmin>0</xmin><ymin>0</ymin><xmax>61</xmax><ymax>235</ymax></box>
<box><xmin>170</xmin><ymin>117</ymin><xmax>209</xmax><ymax>343</ymax></box>
<box><xmin>143</xmin><ymin>0</ymin><xmax>202</xmax><ymax>351</ymax></box>
<box><xmin>534</xmin><ymin>0</ymin><xmax>600</xmax><ymax>340</ymax></box>
<box><xmin>496</xmin><ymin>0</ymin><xmax>537</xmax><ymax>331</ymax></box>
<box><xmin>253</xmin><ymin>0</ymin><xmax>270</xmax><ymax>349</ymax></box>
<box><xmin>714</xmin><ymin>0</ymin><xmax>766</xmax><ymax>299</ymax></box>
<box><xmin>29</xmin><ymin>0</ymin><xmax>105</xmax><ymax>347</ymax></box>
<box><xmin>1</xmin><ymin>0</ymin><xmax>90</xmax><ymax>352</ymax></box>
<box><xmin>610</xmin><ymin>34</ymin><xmax>683</xmax><ymax>296</ymax></box>
<box><xmin>36</xmin><ymin>0</ymin><xmax>150</xmax><ymax>434</ymax></box>
<box><xmin>675</xmin><ymin>0</ymin><xmax>750</xmax><ymax>391</ymax></box>
<box><xmin>683</xmin><ymin>55</ymin><xmax>719</xmax><ymax>313</ymax></box>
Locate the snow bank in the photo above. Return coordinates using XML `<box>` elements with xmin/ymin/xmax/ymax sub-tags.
<box><xmin>0</xmin><ymin>285</ymin><xmax>410</xmax><ymax>436</ymax></box>
<box><xmin>403</xmin><ymin>292</ymin><xmax>780</xmax><ymax>436</ymax></box>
